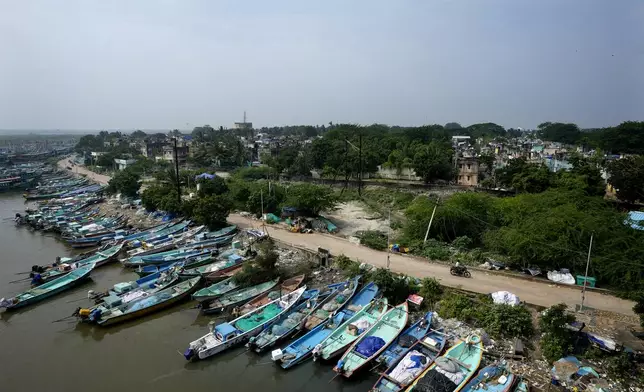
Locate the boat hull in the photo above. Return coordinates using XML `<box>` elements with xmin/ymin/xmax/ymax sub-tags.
<box><xmin>97</xmin><ymin>279</ymin><xmax>200</xmax><ymax>326</ymax></box>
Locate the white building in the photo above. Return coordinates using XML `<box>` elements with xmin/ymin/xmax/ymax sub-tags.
<box><xmin>114</xmin><ymin>158</ymin><xmax>137</xmax><ymax>171</ymax></box>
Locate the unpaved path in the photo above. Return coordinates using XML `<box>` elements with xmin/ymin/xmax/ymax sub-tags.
<box><xmin>57</xmin><ymin>157</ymin><xmax>111</xmax><ymax>185</ymax></box>
<box><xmin>56</xmin><ymin>160</ymin><xmax>636</xmax><ymax>316</ymax></box>
<box><xmin>228</xmin><ymin>214</ymin><xmax>637</xmax><ymax>317</ymax></box>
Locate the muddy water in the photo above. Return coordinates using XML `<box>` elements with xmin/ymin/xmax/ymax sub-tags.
<box><xmin>0</xmin><ymin>194</ymin><xmax>376</xmax><ymax>392</ymax></box>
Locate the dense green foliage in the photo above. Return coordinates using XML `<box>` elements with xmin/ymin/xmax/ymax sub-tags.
<box><xmin>105</xmin><ymin>168</ymin><xmax>141</xmax><ymax>198</ymax></box>
<box><xmin>140</xmin><ymin>184</ymin><xmax>182</xmax><ymax>214</ymax></box>
<box><xmin>356</xmin><ymin>230</ymin><xmax>388</xmax><ymax>250</ymax></box>
<box><xmin>283</xmin><ymin>183</ymin><xmax>338</xmax><ymax>215</ymax></box>
<box><xmin>186</xmin><ymin>195</ymin><xmax>232</xmax><ymax>230</ymax></box>
<box><xmin>233</xmin><ymin>240</ymin><xmax>280</xmax><ymax>287</ymax></box>
<box><xmin>539</xmin><ymin>304</ymin><xmax>576</xmax><ymax>363</ymax></box>
<box><xmin>401</xmin><ymin>190</ymin><xmax>644</xmax><ymax>290</ymax></box>
<box><xmin>437</xmin><ymin>292</ymin><xmax>534</xmax><ymax>339</ymax></box>
<box><xmin>606</xmin><ymin>155</ymin><xmax>644</xmax><ymax>203</ymax></box>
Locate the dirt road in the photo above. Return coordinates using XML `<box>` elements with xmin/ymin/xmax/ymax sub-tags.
<box><xmin>227</xmin><ymin>214</ymin><xmax>637</xmax><ymax>316</ymax></box>
<box><xmin>57</xmin><ymin>157</ymin><xmax>111</xmax><ymax>185</ymax></box>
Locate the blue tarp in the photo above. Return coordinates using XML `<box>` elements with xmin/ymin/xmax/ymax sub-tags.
<box><xmin>355</xmin><ymin>336</ymin><xmax>386</xmax><ymax>357</ymax></box>
<box><xmin>626</xmin><ymin>211</ymin><xmax>644</xmax><ymax>231</ymax></box>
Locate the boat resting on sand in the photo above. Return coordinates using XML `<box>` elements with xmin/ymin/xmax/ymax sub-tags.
<box><xmin>276</xmin><ymin>279</ymin><xmax>378</xmax><ymax>370</ymax></box>
<box><xmin>180</xmin><ymin>252</ymin><xmax>245</xmax><ymax>279</ymax></box>
<box><xmin>184</xmin><ymin>287</ymin><xmax>306</xmax><ymax>361</ymax></box>
<box><xmin>0</xmin><ymin>265</ymin><xmax>94</xmax><ymax>310</ymax></box>
<box><xmin>236</xmin><ymin>274</ymin><xmax>305</xmax><ymax>315</ymax></box>
<box><xmin>202</xmin><ymin>279</ymin><xmax>280</xmax><ymax>315</ymax></box>
<box><xmin>371</xmin><ymin>329</ymin><xmax>447</xmax><ymax>392</ymax></box>
<box><xmin>405</xmin><ymin>335</ymin><xmax>483</xmax><ymax>392</ymax></box>
<box><xmin>86</xmin><ymin>277</ymin><xmax>201</xmax><ymax>326</ymax></box>
<box><xmin>376</xmin><ymin>312</ymin><xmax>437</xmax><ymax>369</ymax></box>
<box><xmin>334</xmin><ymin>302</ymin><xmax>409</xmax><ymax>378</ymax></box>
<box><xmin>460</xmin><ymin>362</ymin><xmax>516</xmax><ymax>392</ymax></box>
<box><xmin>313</xmin><ymin>298</ymin><xmax>389</xmax><ymax>361</ymax></box>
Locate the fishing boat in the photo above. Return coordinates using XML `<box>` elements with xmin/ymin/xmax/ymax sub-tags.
<box><xmin>90</xmin><ymin>266</ymin><xmax>182</xmax><ymax>305</ymax></box>
<box><xmin>192</xmin><ymin>276</ymin><xmax>240</xmax><ymax>303</ymax></box>
<box><xmin>460</xmin><ymin>362</ymin><xmax>516</xmax><ymax>392</ymax></box>
<box><xmin>184</xmin><ymin>287</ymin><xmax>306</xmax><ymax>361</ymax></box>
<box><xmin>181</xmin><ymin>252</ymin><xmax>245</xmax><ymax>279</ymax></box>
<box><xmin>276</xmin><ymin>278</ymin><xmax>377</xmax><ymax>369</ymax></box>
<box><xmin>371</xmin><ymin>328</ymin><xmax>447</xmax><ymax>392</ymax></box>
<box><xmin>513</xmin><ymin>378</ymin><xmax>528</xmax><ymax>392</ymax></box>
<box><xmin>201</xmin><ymin>279</ymin><xmax>280</xmax><ymax>315</ymax></box>
<box><xmin>248</xmin><ymin>289</ymin><xmax>324</xmax><ymax>353</ymax></box>
<box><xmin>0</xmin><ymin>265</ymin><xmax>94</xmax><ymax>310</ymax></box>
<box><xmin>236</xmin><ymin>274</ymin><xmax>305</xmax><ymax>315</ymax></box>
<box><xmin>313</xmin><ymin>298</ymin><xmax>389</xmax><ymax>362</ymax></box>
<box><xmin>85</xmin><ymin>277</ymin><xmax>201</xmax><ymax>326</ymax></box>
<box><xmin>124</xmin><ymin>225</ymin><xmax>205</xmax><ymax>258</ymax></box>
<box><xmin>376</xmin><ymin>312</ymin><xmax>437</xmax><ymax>368</ymax></box>
<box><xmin>123</xmin><ymin>248</ymin><xmax>215</xmax><ymax>268</ymax></box>
<box><xmin>201</xmin><ymin>225</ymin><xmax>237</xmax><ymax>238</ymax></box>
<box><xmin>405</xmin><ymin>335</ymin><xmax>483</xmax><ymax>392</ymax></box>
<box><xmin>334</xmin><ymin>302</ymin><xmax>409</xmax><ymax>377</ymax></box>
<box><xmin>38</xmin><ymin>242</ymin><xmax>123</xmax><ymax>282</ymax></box>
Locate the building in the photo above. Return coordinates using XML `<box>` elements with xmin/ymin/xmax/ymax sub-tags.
<box><xmin>457</xmin><ymin>156</ymin><xmax>479</xmax><ymax>186</ymax></box>
<box><xmin>157</xmin><ymin>145</ymin><xmax>189</xmax><ymax>166</ymax></box>
<box><xmin>140</xmin><ymin>141</ymin><xmax>168</xmax><ymax>158</ymax></box>
<box><xmin>114</xmin><ymin>158</ymin><xmax>137</xmax><ymax>171</ymax></box>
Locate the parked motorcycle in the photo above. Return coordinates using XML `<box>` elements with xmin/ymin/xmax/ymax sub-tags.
<box><xmin>450</xmin><ymin>265</ymin><xmax>471</xmax><ymax>278</ymax></box>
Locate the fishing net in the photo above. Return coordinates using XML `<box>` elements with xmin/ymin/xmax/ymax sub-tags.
<box><xmin>415</xmin><ymin>369</ymin><xmax>458</xmax><ymax>392</ymax></box>
<box><xmin>322</xmin><ymin>303</ymin><xmax>339</xmax><ymax>312</ymax></box>
<box><xmin>334</xmin><ymin>294</ymin><xmax>346</xmax><ymax>304</ymax></box>
<box><xmin>271</xmin><ymin>325</ymin><xmax>290</xmax><ymax>336</ymax></box>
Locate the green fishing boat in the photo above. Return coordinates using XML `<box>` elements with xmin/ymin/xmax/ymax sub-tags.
<box><xmin>201</xmin><ymin>279</ymin><xmax>279</xmax><ymax>315</ymax></box>
<box><xmin>405</xmin><ymin>335</ymin><xmax>483</xmax><ymax>392</ymax></box>
<box><xmin>192</xmin><ymin>276</ymin><xmax>240</xmax><ymax>303</ymax></box>
<box><xmin>0</xmin><ymin>265</ymin><xmax>93</xmax><ymax>310</ymax></box>
<box><xmin>313</xmin><ymin>298</ymin><xmax>389</xmax><ymax>361</ymax></box>
<box><xmin>335</xmin><ymin>302</ymin><xmax>409</xmax><ymax>377</ymax></box>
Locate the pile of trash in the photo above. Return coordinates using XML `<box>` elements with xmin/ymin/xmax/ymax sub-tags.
<box><xmin>275</xmin><ymin>247</ymin><xmax>310</xmax><ymax>268</ymax></box>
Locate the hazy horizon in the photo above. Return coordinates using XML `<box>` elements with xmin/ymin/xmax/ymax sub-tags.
<box><xmin>1</xmin><ymin>0</ymin><xmax>642</xmax><ymax>131</ymax></box>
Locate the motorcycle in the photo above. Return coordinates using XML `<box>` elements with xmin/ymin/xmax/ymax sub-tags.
<box><xmin>450</xmin><ymin>265</ymin><xmax>471</xmax><ymax>278</ymax></box>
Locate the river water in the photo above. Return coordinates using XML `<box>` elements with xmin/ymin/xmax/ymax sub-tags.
<box><xmin>0</xmin><ymin>194</ymin><xmax>375</xmax><ymax>392</ymax></box>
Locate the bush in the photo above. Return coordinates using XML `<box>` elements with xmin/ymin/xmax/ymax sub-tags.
<box><xmin>451</xmin><ymin>236</ymin><xmax>473</xmax><ymax>251</ymax></box>
<box><xmin>481</xmin><ymin>304</ymin><xmax>534</xmax><ymax>338</ymax></box>
<box><xmin>233</xmin><ymin>240</ymin><xmax>280</xmax><ymax>287</ymax></box>
<box><xmin>368</xmin><ymin>268</ymin><xmax>418</xmax><ymax>304</ymax></box>
<box><xmin>418</xmin><ymin>278</ymin><xmax>443</xmax><ymax>309</ymax></box>
<box><xmin>334</xmin><ymin>254</ymin><xmax>361</xmax><ymax>277</ymax></box>
<box><xmin>438</xmin><ymin>292</ymin><xmax>534</xmax><ymax>339</ymax></box>
<box><xmin>356</xmin><ymin>230</ymin><xmax>388</xmax><ymax>251</ymax></box>
<box><xmin>539</xmin><ymin>304</ymin><xmax>576</xmax><ymax>363</ymax></box>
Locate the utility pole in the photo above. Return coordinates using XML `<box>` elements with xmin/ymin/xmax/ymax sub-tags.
<box><xmin>580</xmin><ymin>233</ymin><xmax>594</xmax><ymax>311</ymax></box>
<box><xmin>173</xmin><ymin>137</ymin><xmax>181</xmax><ymax>205</ymax></box>
<box><xmin>386</xmin><ymin>208</ymin><xmax>391</xmax><ymax>269</ymax></box>
<box><xmin>358</xmin><ymin>134</ymin><xmax>363</xmax><ymax>197</ymax></box>
<box><xmin>424</xmin><ymin>197</ymin><xmax>440</xmax><ymax>243</ymax></box>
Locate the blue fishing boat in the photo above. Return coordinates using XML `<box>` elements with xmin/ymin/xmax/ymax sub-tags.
<box><xmin>376</xmin><ymin>312</ymin><xmax>437</xmax><ymax>368</ymax></box>
<box><xmin>123</xmin><ymin>248</ymin><xmax>214</xmax><ymax>268</ymax></box>
<box><xmin>371</xmin><ymin>329</ymin><xmax>447</xmax><ymax>392</ymax></box>
<box><xmin>461</xmin><ymin>362</ymin><xmax>516</xmax><ymax>392</ymax></box>
<box><xmin>275</xmin><ymin>279</ymin><xmax>380</xmax><ymax>369</ymax></box>
<box><xmin>0</xmin><ymin>265</ymin><xmax>94</xmax><ymax>310</ymax></box>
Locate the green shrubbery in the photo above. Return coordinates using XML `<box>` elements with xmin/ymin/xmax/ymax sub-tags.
<box><xmin>538</xmin><ymin>304</ymin><xmax>576</xmax><ymax>363</ymax></box>
<box><xmin>233</xmin><ymin>240</ymin><xmax>280</xmax><ymax>287</ymax></box>
<box><xmin>356</xmin><ymin>230</ymin><xmax>388</xmax><ymax>251</ymax></box>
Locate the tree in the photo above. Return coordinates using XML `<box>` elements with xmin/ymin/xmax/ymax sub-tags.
<box><xmin>444</xmin><ymin>122</ymin><xmax>463</xmax><ymax>130</ymax></box>
<box><xmin>496</xmin><ymin>158</ymin><xmax>553</xmax><ymax>193</ymax></box>
<box><xmin>539</xmin><ymin>304</ymin><xmax>576</xmax><ymax>363</ymax></box>
<box><xmin>131</xmin><ymin>130</ymin><xmax>147</xmax><ymax>138</ymax></box>
<box><xmin>283</xmin><ymin>183</ymin><xmax>337</xmax><ymax>215</ymax></box>
<box><xmin>594</xmin><ymin>121</ymin><xmax>644</xmax><ymax>155</ymax></box>
<box><xmin>606</xmin><ymin>156</ymin><xmax>644</xmax><ymax>203</ymax></box>
<box><xmin>538</xmin><ymin>122</ymin><xmax>581</xmax><ymax>144</ymax></box>
<box><xmin>197</xmin><ymin>176</ymin><xmax>228</xmax><ymax>197</ymax></box>
<box><xmin>411</xmin><ymin>141</ymin><xmax>454</xmax><ymax>183</ymax></box>
<box><xmin>106</xmin><ymin>169</ymin><xmax>141</xmax><ymax>198</ymax></box>
<box><xmin>190</xmin><ymin>195</ymin><xmax>232</xmax><ymax>230</ymax></box>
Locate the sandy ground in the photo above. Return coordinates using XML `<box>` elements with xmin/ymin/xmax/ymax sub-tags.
<box><xmin>228</xmin><ymin>213</ymin><xmax>637</xmax><ymax>317</ymax></box>
<box><xmin>322</xmin><ymin>201</ymin><xmax>389</xmax><ymax>237</ymax></box>
<box><xmin>59</xmin><ymin>160</ymin><xmax>637</xmax><ymax>317</ymax></box>
<box><xmin>58</xmin><ymin>157</ymin><xmax>111</xmax><ymax>185</ymax></box>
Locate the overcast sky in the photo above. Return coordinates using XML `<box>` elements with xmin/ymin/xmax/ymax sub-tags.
<box><xmin>0</xmin><ymin>0</ymin><xmax>642</xmax><ymax>131</ymax></box>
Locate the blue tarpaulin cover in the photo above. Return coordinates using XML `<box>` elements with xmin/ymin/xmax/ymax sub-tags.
<box><xmin>355</xmin><ymin>336</ymin><xmax>386</xmax><ymax>357</ymax></box>
<box><xmin>195</xmin><ymin>173</ymin><xmax>216</xmax><ymax>180</ymax></box>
